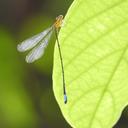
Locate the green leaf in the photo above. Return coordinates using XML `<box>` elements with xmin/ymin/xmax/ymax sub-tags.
<box><xmin>53</xmin><ymin>0</ymin><xmax>128</xmax><ymax>128</ymax></box>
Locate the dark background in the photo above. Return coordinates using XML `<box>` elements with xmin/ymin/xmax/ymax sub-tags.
<box><xmin>0</xmin><ymin>0</ymin><xmax>127</xmax><ymax>128</ymax></box>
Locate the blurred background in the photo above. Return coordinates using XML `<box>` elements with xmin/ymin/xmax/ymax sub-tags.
<box><xmin>0</xmin><ymin>0</ymin><xmax>128</xmax><ymax>128</ymax></box>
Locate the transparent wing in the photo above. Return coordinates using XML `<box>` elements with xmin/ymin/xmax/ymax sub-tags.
<box><xmin>17</xmin><ymin>26</ymin><xmax>53</xmax><ymax>52</ymax></box>
<box><xmin>26</xmin><ymin>30</ymin><xmax>53</xmax><ymax>63</ymax></box>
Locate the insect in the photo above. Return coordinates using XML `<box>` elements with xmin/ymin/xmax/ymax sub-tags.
<box><xmin>17</xmin><ymin>15</ymin><xmax>67</xmax><ymax>104</ymax></box>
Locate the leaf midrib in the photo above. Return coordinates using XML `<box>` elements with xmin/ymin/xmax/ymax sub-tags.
<box><xmin>88</xmin><ymin>43</ymin><xmax>128</xmax><ymax>128</ymax></box>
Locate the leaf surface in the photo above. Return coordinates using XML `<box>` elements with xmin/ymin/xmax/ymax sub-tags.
<box><xmin>53</xmin><ymin>0</ymin><xmax>128</xmax><ymax>127</ymax></box>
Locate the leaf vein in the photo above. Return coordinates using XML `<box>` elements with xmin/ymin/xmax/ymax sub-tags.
<box><xmin>61</xmin><ymin>0</ymin><xmax>127</xmax><ymax>46</ymax></box>
<box><xmin>88</xmin><ymin>43</ymin><xmax>128</xmax><ymax>128</ymax></box>
<box><xmin>57</xmin><ymin>17</ymin><xmax>128</xmax><ymax>80</ymax></box>
<box><xmin>68</xmin><ymin>47</ymin><xmax>125</xmax><ymax>85</ymax></box>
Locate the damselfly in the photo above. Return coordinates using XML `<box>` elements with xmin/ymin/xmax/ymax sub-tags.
<box><xmin>17</xmin><ymin>15</ymin><xmax>67</xmax><ymax>104</ymax></box>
